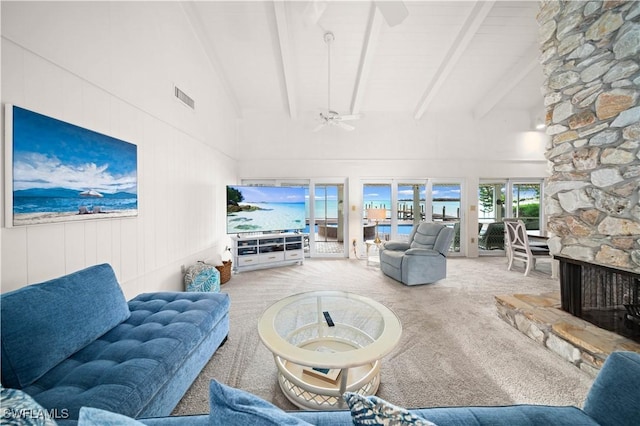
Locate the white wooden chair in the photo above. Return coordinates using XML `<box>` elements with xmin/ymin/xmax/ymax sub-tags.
<box><xmin>504</xmin><ymin>219</ymin><xmax>557</xmax><ymax>278</ymax></box>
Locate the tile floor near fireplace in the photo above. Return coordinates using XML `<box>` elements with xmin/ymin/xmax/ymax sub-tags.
<box><xmin>496</xmin><ymin>292</ymin><xmax>640</xmax><ymax>377</ymax></box>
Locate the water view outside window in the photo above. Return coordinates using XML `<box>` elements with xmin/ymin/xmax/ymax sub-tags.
<box><xmin>315</xmin><ymin>184</ymin><xmax>343</xmax><ymax>243</ymax></box>
<box><xmin>398</xmin><ymin>184</ymin><xmax>426</xmax><ymax>225</ymax></box>
<box><xmin>363</xmin><ymin>184</ymin><xmax>391</xmax><ymax>212</ymax></box>
<box><xmin>363</xmin><ymin>184</ymin><xmax>391</xmax><ymax>240</ymax></box>
<box><xmin>363</xmin><ymin>183</ymin><xmax>460</xmax><ymax>242</ymax></box>
<box><xmin>432</xmin><ymin>183</ymin><xmax>461</xmax><ymax>222</ymax></box>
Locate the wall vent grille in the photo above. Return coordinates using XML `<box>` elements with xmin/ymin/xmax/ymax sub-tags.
<box><xmin>174</xmin><ymin>86</ymin><xmax>195</xmax><ymax>109</ymax></box>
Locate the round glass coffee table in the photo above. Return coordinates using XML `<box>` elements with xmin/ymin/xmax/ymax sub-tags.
<box><xmin>257</xmin><ymin>290</ymin><xmax>402</xmax><ymax>410</ymax></box>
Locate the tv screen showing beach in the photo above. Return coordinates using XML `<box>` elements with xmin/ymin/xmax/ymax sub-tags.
<box><xmin>6</xmin><ymin>105</ymin><xmax>138</xmax><ymax>226</ymax></box>
<box><xmin>227</xmin><ymin>185</ymin><xmax>306</xmax><ymax>234</ymax></box>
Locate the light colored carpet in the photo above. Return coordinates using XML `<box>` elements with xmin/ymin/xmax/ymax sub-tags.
<box><xmin>173</xmin><ymin>256</ymin><xmax>594</xmax><ymax>415</ymax></box>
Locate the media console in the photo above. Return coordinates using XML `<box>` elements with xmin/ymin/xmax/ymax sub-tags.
<box><xmin>231</xmin><ymin>233</ymin><xmax>304</xmax><ymax>272</ymax></box>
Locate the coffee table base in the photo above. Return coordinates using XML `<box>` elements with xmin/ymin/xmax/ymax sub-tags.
<box><xmin>275</xmin><ymin>354</ymin><xmax>381</xmax><ymax>410</ymax></box>
<box><xmin>258</xmin><ymin>291</ymin><xmax>402</xmax><ymax>411</ymax></box>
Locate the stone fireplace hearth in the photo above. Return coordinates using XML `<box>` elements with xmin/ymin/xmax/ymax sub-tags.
<box><xmin>496</xmin><ymin>292</ymin><xmax>640</xmax><ymax>376</ymax></box>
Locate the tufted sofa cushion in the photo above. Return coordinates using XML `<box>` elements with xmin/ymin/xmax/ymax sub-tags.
<box><xmin>21</xmin><ymin>291</ymin><xmax>230</xmax><ymax>421</ymax></box>
<box><xmin>1</xmin><ymin>264</ymin><xmax>130</xmax><ymax>389</ymax></box>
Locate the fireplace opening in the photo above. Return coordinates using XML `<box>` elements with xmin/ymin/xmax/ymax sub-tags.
<box><xmin>557</xmin><ymin>255</ymin><xmax>640</xmax><ymax>342</ymax></box>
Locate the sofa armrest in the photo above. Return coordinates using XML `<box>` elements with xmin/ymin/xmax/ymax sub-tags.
<box><xmin>583</xmin><ymin>351</ymin><xmax>640</xmax><ymax>426</ymax></box>
<box><xmin>404</xmin><ymin>248</ymin><xmax>441</xmax><ymax>257</ymax></box>
<box><xmin>382</xmin><ymin>241</ymin><xmax>411</xmax><ymax>251</ymax></box>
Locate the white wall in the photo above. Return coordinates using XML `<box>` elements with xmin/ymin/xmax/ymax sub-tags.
<box><xmin>1</xmin><ymin>2</ymin><xmax>238</xmax><ymax>297</ymax></box>
<box><xmin>238</xmin><ymin>109</ymin><xmax>547</xmax><ymax>175</ymax></box>
<box><xmin>237</xmin><ymin>109</ymin><xmax>549</xmax><ymax>256</ymax></box>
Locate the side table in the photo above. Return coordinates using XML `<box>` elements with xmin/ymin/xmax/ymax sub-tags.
<box><xmin>365</xmin><ymin>240</ymin><xmax>381</xmax><ymax>266</ymax></box>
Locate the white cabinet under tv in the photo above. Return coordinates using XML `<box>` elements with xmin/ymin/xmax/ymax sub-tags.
<box><xmin>231</xmin><ymin>233</ymin><xmax>304</xmax><ymax>272</ymax></box>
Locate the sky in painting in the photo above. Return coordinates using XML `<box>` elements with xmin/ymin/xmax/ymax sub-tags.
<box><xmin>231</xmin><ymin>185</ymin><xmax>305</xmax><ymax>203</ymax></box>
<box><xmin>12</xmin><ymin>106</ymin><xmax>137</xmax><ymax>194</ymax></box>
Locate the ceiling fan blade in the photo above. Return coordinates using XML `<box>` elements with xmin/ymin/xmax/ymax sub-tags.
<box><xmin>374</xmin><ymin>1</ymin><xmax>409</xmax><ymax>27</ymax></box>
<box><xmin>335</xmin><ymin>114</ymin><xmax>362</xmax><ymax>121</ymax></box>
<box><xmin>312</xmin><ymin>122</ymin><xmax>326</xmax><ymax>132</ymax></box>
<box><xmin>336</xmin><ymin>121</ymin><xmax>355</xmax><ymax>131</ymax></box>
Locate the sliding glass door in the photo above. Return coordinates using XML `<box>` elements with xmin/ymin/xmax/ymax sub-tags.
<box><xmin>432</xmin><ymin>182</ymin><xmax>462</xmax><ymax>253</ymax></box>
<box><xmin>313</xmin><ymin>183</ymin><xmax>346</xmax><ymax>256</ymax></box>
<box><xmin>362</xmin><ymin>180</ymin><xmax>463</xmax><ymax>254</ymax></box>
<box><xmin>477</xmin><ymin>179</ymin><xmax>544</xmax><ymax>255</ymax></box>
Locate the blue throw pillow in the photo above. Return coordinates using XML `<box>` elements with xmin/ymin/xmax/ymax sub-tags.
<box><xmin>0</xmin><ymin>386</ymin><xmax>57</xmax><ymax>425</ymax></box>
<box><xmin>344</xmin><ymin>392</ymin><xmax>437</xmax><ymax>426</ymax></box>
<box><xmin>184</xmin><ymin>262</ymin><xmax>220</xmax><ymax>293</ymax></box>
<box><xmin>78</xmin><ymin>407</ymin><xmax>144</xmax><ymax>425</ymax></box>
<box><xmin>209</xmin><ymin>380</ymin><xmax>312</xmax><ymax>426</ymax></box>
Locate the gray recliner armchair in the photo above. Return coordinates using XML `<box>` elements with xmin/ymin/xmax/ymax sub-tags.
<box><xmin>379</xmin><ymin>222</ymin><xmax>455</xmax><ymax>285</ymax></box>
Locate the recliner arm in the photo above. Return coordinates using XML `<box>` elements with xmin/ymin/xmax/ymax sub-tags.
<box><xmin>404</xmin><ymin>248</ymin><xmax>442</xmax><ymax>257</ymax></box>
<box><xmin>382</xmin><ymin>241</ymin><xmax>411</xmax><ymax>251</ymax></box>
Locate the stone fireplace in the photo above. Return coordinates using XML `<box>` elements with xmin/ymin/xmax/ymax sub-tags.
<box><xmin>539</xmin><ymin>2</ymin><xmax>640</xmax><ymax>283</ymax></box>
<box><xmin>496</xmin><ymin>1</ymin><xmax>640</xmax><ymax>373</ymax></box>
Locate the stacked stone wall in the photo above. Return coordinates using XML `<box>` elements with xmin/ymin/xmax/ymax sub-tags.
<box><xmin>539</xmin><ymin>0</ymin><xmax>640</xmax><ymax>272</ymax></box>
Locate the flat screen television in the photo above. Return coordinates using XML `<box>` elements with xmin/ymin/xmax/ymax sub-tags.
<box><xmin>226</xmin><ymin>185</ymin><xmax>306</xmax><ymax>234</ymax></box>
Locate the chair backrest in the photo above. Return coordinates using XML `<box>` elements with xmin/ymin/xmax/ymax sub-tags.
<box><xmin>407</xmin><ymin>223</ymin><xmax>419</xmax><ymax>242</ymax></box>
<box><xmin>410</xmin><ymin>222</ymin><xmax>454</xmax><ymax>255</ymax></box>
<box><xmin>504</xmin><ymin>219</ymin><xmax>530</xmax><ymax>254</ymax></box>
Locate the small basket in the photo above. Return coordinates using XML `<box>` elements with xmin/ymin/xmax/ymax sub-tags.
<box><xmin>215</xmin><ymin>260</ymin><xmax>232</xmax><ymax>284</ymax></box>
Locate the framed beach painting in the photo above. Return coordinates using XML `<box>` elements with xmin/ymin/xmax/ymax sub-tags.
<box><xmin>4</xmin><ymin>105</ymin><xmax>138</xmax><ymax>227</ymax></box>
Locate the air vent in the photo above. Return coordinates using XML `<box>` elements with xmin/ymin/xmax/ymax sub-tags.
<box><xmin>174</xmin><ymin>86</ymin><xmax>195</xmax><ymax>109</ymax></box>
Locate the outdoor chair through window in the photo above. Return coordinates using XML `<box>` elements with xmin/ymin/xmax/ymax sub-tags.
<box><xmin>478</xmin><ymin>222</ymin><xmax>505</xmax><ymax>250</ymax></box>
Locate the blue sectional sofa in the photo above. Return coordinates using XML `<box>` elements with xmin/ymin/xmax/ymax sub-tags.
<box><xmin>138</xmin><ymin>351</ymin><xmax>640</xmax><ymax>425</ymax></box>
<box><xmin>0</xmin><ymin>263</ymin><xmax>230</xmax><ymax>423</ymax></box>
<box><xmin>6</xmin><ymin>350</ymin><xmax>630</xmax><ymax>425</ymax></box>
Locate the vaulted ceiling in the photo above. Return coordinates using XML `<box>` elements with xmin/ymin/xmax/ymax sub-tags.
<box><xmin>183</xmin><ymin>0</ymin><xmax>544</xmax><ymax>124</ymax></box>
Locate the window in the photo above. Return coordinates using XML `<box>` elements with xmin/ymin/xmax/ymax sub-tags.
<box><xmin>512</xmin><ymin>183</ymin><xmax>541</xmax><ymax>231</ymax></box>
<box><xmin>477</xmin><ymin>179</ymin><xmax>544</xmax><ymax>254</ymax></box>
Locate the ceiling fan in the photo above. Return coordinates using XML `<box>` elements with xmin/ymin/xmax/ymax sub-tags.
<box><xmin>313</xmin><ymin>32</ymin><xmax>361</xmax><ymax>132</ymax></box>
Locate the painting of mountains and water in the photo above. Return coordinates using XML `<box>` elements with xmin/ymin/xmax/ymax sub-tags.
<box><xmin>7</xmin><ymin>105</ymin><xmax>137</xmax><ymax>226</ymax></box>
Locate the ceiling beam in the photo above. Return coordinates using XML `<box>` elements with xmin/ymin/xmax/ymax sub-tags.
<box><xmin>181</xmin><ymin>2</ymin><xmax>242</xmax><ymax>119</ymax></box>
<box><xmin>351</xmin><ymin>4</ymin><xmax>384</xmax><ymax>115</ymax></box>
<box><xmin>374</xmin><ymin>1</ymin><xmax>409</xmax><ymax>27</ymax></box>
<box><xmin>473</xmin><ymin>43</ymin><xmax>540</xmax><ymax>119</ymax></box>
<box><xmin>413</xmin><ymin>0</ymin><xmax>495</xmax><ymax>120</ymax></box>
<box><xmin>273</xmin><ymin>1</ymin><xmax>297</xmax><ymax>119</ymax></box>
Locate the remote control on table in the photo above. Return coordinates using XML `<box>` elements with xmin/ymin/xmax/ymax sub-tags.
<box><xmin>323</xmin><ymin>311</ymin><xmax>335</xmax><ymax>327</ymax></box>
